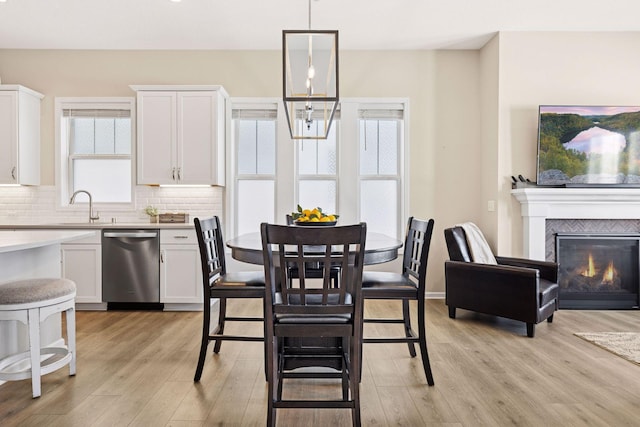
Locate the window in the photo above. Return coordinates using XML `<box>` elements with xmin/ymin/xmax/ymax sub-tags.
<box><xmin>297</xmin><ymin>120</ymin><xmax>338</xmax><ymax>214</ymax></box>
<box><xmin>230</xmin><ymin>98</ymin><xmax>407</xmax><ymax>240</ymax></box>
<box><xmin>55</xmin><ymin>98</ymin><xmax>134</xmax><ymax>207</ymax></box>
<box><xmin>359</xmin><ymin>110</ymin><xmax>403</xmax><ymax>238</ymax></box>
<box><xmin>233</xmin><ymin>105</ymin><xmax>277</xmax><ymax>236</ymax></box>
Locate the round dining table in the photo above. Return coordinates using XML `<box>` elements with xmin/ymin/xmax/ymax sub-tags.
<box><xmin>226</xmin><ymin>231</ymin><xmax>402</xmax><ymax>266</ymax></box>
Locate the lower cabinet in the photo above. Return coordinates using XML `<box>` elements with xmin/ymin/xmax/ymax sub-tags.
<box><xmin>61</xmin><ymin>232</ymin><xmax>102</xmax><ymax>304</ymax></box>
<box><xmin>160</xmin><ymin>229</ymin><xmax>203</xmax><ymax>305</ymax></box>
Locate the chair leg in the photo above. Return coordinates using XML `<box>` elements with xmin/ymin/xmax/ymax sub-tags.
<box><xmin>417</xmin><ymin>297</ymin><xmax>435</xmax><ymax>386</ymax></box>
<box><xmin>402</xmin><ymin>299</ymin><xmax>417</xmax><ymax>357</ymax></box>
<box><xmin>448</xmin><ymin>305</ymin><xmax>456</xmax><ymax>319</ymax></box>
<box><xmin>526</xmin><ymin>323</ymin><xmax>535</xmax><ymax>338</ymax></box>
<box><xmin>267</xmin><ymin>337</ymin><xmax>278</xmax><ymax>427</ymax></box>
<box><xmin>349</xmin><ymin>335</ymin><xmax>362</xmax><ymax>427</ymax></box>
<box><xmin>66</xmin><ymin>306</ymin><xmax>76</xmax><ymax>376</ymax></box>
<box><xmin>341</xmin><ymin>337</ymin><xmax>349</xmax><ymax>400</ymax></box>
<box><xmin>28</xmin><ymin>308</ymin><xmax>41</xmax><ymax>398</ymax></box>
<box><xmin>213</xmin><ymin>297</ymin><xmax>227</xmax><ymax>353</ymax></box>
<box><xmin>547</xmin><ymin>314</ymin><xmax>554</xmax><ymax>323</ymax></box>
<box><xmin>262</xmin><ymin>298</ymin><xmax>269</xmax><ymax>382</ymax></box>
<box><xmin>351</xmin><ymin>366</ymin><xmax>361</xmax><ymax>427</ymax></box>
<box><xmin>194</xmin><ymin>298</ymin><xmax>212</xmax><ymax>382</ymax></box>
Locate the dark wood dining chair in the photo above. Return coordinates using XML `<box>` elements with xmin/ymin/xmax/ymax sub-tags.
<box><xmin>361</xmin><ymin>217</ymin><xmax>435</xmax><ymax>386</ymax></box>
<box><xmin>193</xmin><ymin>216</ymin><xmax>265</xmax><ymax>382</ymax></box>
<box><xmin>261</xmin><ymin>222</ymin><xmax>367</xmax><ymax>427</ymax></box>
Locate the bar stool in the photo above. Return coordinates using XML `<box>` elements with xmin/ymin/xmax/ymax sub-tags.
<box><xmin>0</xmin><ymin>278</ymin><xmax>77</xmax><ymax>398</ymax></box>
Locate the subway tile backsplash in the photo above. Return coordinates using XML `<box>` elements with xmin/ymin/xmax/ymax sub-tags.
<box><xmin>0</xmin><ymin>186</ymin><xmax>224</xmax><ymax>224</ymax></box>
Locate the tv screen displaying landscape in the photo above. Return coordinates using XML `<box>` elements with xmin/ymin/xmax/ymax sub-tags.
<box><xmin>537</xmin><ymin>105</ymin><xmax>640</xmax><ymax>186</ymax></box>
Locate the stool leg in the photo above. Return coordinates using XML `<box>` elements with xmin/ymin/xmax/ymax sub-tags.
<box><xmin>28</xmin><ymin>308</ymin><xmax>42</xmax><ymax>398</ymax></box>
<box><xmin>66</xmin><ymin>306</ymin><xmax>76</xmax><ymax>376</ymax></box>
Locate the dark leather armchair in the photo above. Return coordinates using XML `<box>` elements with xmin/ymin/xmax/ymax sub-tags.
<box><xmin>444</xmin><ymin>226</ymin><xmax>559</xmax><ymax>337</ymax></box>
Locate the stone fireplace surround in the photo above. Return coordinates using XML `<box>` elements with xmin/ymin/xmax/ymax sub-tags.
<box><xmin>511</xmin><ymin>188</ymin><xmax>640</xmax><ymax>261</ymax></box>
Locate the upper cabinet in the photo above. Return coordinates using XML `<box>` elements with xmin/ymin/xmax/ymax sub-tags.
<box><xmin>0</xmin><ymin>85</ymin><xmax>43</xmax><ymax>185</ymax></box>
<box><xmin>131</xmin><ymin>85</ymin><xmax>227</xmax><ymax>186</ymax></box>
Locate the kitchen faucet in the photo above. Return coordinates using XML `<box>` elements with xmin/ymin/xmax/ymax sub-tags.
<box><xmin>69</xmin><ymin>190</ymin><xmax>100</xmax><ymax>223</ymax></box>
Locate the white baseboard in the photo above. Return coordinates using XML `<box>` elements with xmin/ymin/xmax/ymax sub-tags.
<box><xmin>426</xmin><ymin>292</ymin><xmax>445</xmax><ymax>299</ymax></box>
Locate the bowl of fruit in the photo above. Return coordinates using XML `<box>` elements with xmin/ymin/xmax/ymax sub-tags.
<box><xmin>291</xmin><ymin>205</ymin><xmax>338</xmax><ymax>226</ymax></box>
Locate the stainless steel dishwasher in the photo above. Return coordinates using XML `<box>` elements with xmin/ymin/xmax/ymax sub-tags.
<box><xmin>102</xmin><ymin>229</ymin><xmax>161</xmax><ymax>309</ymax></box>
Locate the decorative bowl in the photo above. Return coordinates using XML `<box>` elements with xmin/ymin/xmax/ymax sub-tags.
<box><xmin>294</xmin><ymin>220</ymin><xmax>337</xmax><ymax>227</ymax></box>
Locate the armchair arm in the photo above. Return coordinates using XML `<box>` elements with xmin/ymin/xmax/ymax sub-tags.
<box><xmin>495</xmin><ymin>256</ymin><xmax>558</xmax><ymax>282</ymax></box>
<box><xmin>444</xmin><ymin>260</ymin><xmax>541</xmax><ymax>323</ymax></box>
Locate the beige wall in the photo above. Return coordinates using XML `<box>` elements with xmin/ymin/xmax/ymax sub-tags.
<box><xmin>0</xmin><ymin>48</ymin><xmax>479</xmax><ymax>293</ymax></box>
<box><xmin>495</xmin><ymin>32</ymin><xmax>640</xmax><ymax>256</ymax></box>
<box><xmin>4</xmin><ymin>32</ymin><xmax>639</xmax><ymax>292</ymax></box>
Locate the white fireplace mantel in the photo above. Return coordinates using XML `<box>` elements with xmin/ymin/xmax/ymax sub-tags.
<box><xmin>512</xmin><ymin>187</ymin><xmax>640</xmax><ymax>260</ymax></box>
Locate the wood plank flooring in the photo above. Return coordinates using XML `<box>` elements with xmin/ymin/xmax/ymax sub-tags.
<box><xmin>1</xmin><ymin>299</ymin><xmax>639</xmax><ymax>426</ymax></box>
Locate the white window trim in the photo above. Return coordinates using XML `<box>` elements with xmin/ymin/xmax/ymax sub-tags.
<box><xmin>227</xmin><ymin>97</ymin><xmax>409</xmax><ymax>240</ymax></box>
<box><xmin>54</xmin><ymin>97</ymin><xmax>136</xmax><ymax>212</ymax></box>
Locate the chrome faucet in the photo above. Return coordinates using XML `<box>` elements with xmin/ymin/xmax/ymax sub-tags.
<box><xmin>69</xmin><ymin>190</ymin><xmax>100</xmax><ymax>223</ymax></box>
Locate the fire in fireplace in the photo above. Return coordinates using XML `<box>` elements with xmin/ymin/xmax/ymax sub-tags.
<box><xmin>555</xmin><ymin>233</ymin><xmax>640</xmax><ymax>309</ymax></box>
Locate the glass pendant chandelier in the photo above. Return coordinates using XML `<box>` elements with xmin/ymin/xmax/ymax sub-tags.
<box><xmin>282</xmin><ymin>0</ymin><xmax>338</xmax><ymax>140</ymax></box>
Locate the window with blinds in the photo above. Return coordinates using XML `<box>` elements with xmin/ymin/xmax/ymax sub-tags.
<box><xmin>228</xmin><ymin>99</ymin><xmax>407</xmax><ymax>240</ymax></box>
<box><xmin>358</xmin><ymin>107</ymin><xmax>404</xmax><ymax>238</ymax></box>
<box><xmin>57</xmin><ymin>99</ymin><xmax>134</xmax><ymax>205</ymax></box>
<box><xmin>297</xmin><ymin>118</ymin><xmax>339</xmax><ymax>215</ymax></box>
<box><xmin>233</xmin><ymin>105</ymin><xmax>277</xmax><ymax>236</ymax></box>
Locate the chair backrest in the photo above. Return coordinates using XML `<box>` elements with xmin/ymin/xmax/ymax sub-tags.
<box><xmin>400</xmin><ymin>217</ymin><xmax>435</xmax><ymax>292</ymax></box>
<box><xmin>443</xmin><ymin>226</ymin><xmax>472</xmax><ymax>262</ymax></box>
<box><xmin>261</xmin><ymin>223</ymin><xmax>367</xmax><ymax>319</ymax></box>
<box><xmin>194</xmin><ymin>216</ymin><xmax>227</xmax><ymax>287</ymax></box>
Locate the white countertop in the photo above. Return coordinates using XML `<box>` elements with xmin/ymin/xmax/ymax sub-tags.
<box><xmin>0</xmin><ymin>229</ymin><xmax>97</xmax><ymax>254</ymax></box>
<box><xmin>0</xmin><ymin>222</ymin><xmax>193</xmax><ymax>230</ymax></box>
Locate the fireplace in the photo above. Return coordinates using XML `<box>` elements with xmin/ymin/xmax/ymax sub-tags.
<box><xmin>512</xmin><ymin>187</ymin><xmax>640</xmax><ymax>310</ymax></box>
<box><xmin>556</xmin><ymin>233</ymin><xmax>640</xmax><ymax>309</ymax></box>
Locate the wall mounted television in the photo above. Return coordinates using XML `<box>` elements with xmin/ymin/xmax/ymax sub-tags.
<box><xmin>537</xmin><ymin>105</ymin><xmax>640</xmax><ymax>186</ymax></box>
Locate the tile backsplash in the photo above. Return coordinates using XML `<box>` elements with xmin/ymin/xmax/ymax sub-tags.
<box><xmin>0</xmin><ymin>185</ymin><xmax>224</xmax><ymax>224</ymax></box>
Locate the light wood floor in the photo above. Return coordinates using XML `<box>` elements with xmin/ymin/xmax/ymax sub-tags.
<box><xmin>1</xmin><ymin>299</ymin><xmax>639</xmax><ymax>426</ymax></box>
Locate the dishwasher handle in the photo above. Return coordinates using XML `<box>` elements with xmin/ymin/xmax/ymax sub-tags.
<box><xmin>103</xmin><ymin>231</ymin><xmax>158</xmax><ymax>238</ymax></box>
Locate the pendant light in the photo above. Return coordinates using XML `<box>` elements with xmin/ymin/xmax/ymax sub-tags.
<box><xmin>282</xmin><ymin>0</ymin><xmax>339</xmax><ymax>140</ymax></box>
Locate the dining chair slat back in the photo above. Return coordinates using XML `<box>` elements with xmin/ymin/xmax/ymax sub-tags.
<box><xmin>193</xmin><ymin>216</ymin><xmax>266</xmax><ymax>382</ymax></box>
<box><xmin>260</xmin><ymin>222</ymin><xmax>367</xmax><ymax>427</ymax></box>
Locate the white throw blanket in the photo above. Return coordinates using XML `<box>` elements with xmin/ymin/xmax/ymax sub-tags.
<box><xmin>456</xmin><ymin>222</ymin><xmax>497</xmax><ymax>264</ymax></box>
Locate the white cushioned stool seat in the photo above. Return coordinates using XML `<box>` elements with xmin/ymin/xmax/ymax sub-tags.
<box><xmin>0</xmin><ymin>278</ymin><xmax>77</xmax><ymax>398</ymax></box>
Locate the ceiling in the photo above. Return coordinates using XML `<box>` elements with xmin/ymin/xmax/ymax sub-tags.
<box><xmin>1</xmin><ymin>0</ymin><xmax>639</xmax><ymax>51</ymax></box>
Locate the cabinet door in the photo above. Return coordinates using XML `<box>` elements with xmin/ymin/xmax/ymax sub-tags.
<box><xmin>61</xmin><ymin>244</ymin><xmax>102</xmax><ymax>303</ymax></box>
<box><xmin>177</xmin><ymin>91</ymin><xmax>224</xmax><ymax>185</ymax></box>
<box><xmin>137</xmin><ymin>91</ymin><xmax>177</xmax><ymax>184</ymax></box>
<box><xmin>0</xmin><ymin>91</ymin><xmax>17</xmax><ymax>184</ymax></box>
<box><xmin>160</xmin><ymin>245</ymin><xmax>202</xmax><ymax>304</ymax></box>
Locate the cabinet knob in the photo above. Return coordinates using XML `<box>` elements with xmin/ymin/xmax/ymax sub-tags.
<box><xmin>11</xmin><ymin>166</ymin><xmax>16</xmax><ymax>181</ymax></box>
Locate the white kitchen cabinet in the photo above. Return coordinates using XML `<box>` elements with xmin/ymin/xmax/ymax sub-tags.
<box><xmin>0</xmin><ymin>85</ymin><xmax>43</xmax><ymax>185</ymax></box>
<box><xmin>160</xmin><ymin>229</ymin><xmax>203</xmax><ymax>306</ymax></box>
<box><xmin>132</xmin><ymin>85</ymin><xmax>227</xmax><ymax>186</ymax></box>
<box><xmin>60</xmin><ymin>232</ymin><xmax>102</xmax><ymax>305</ymax></box>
